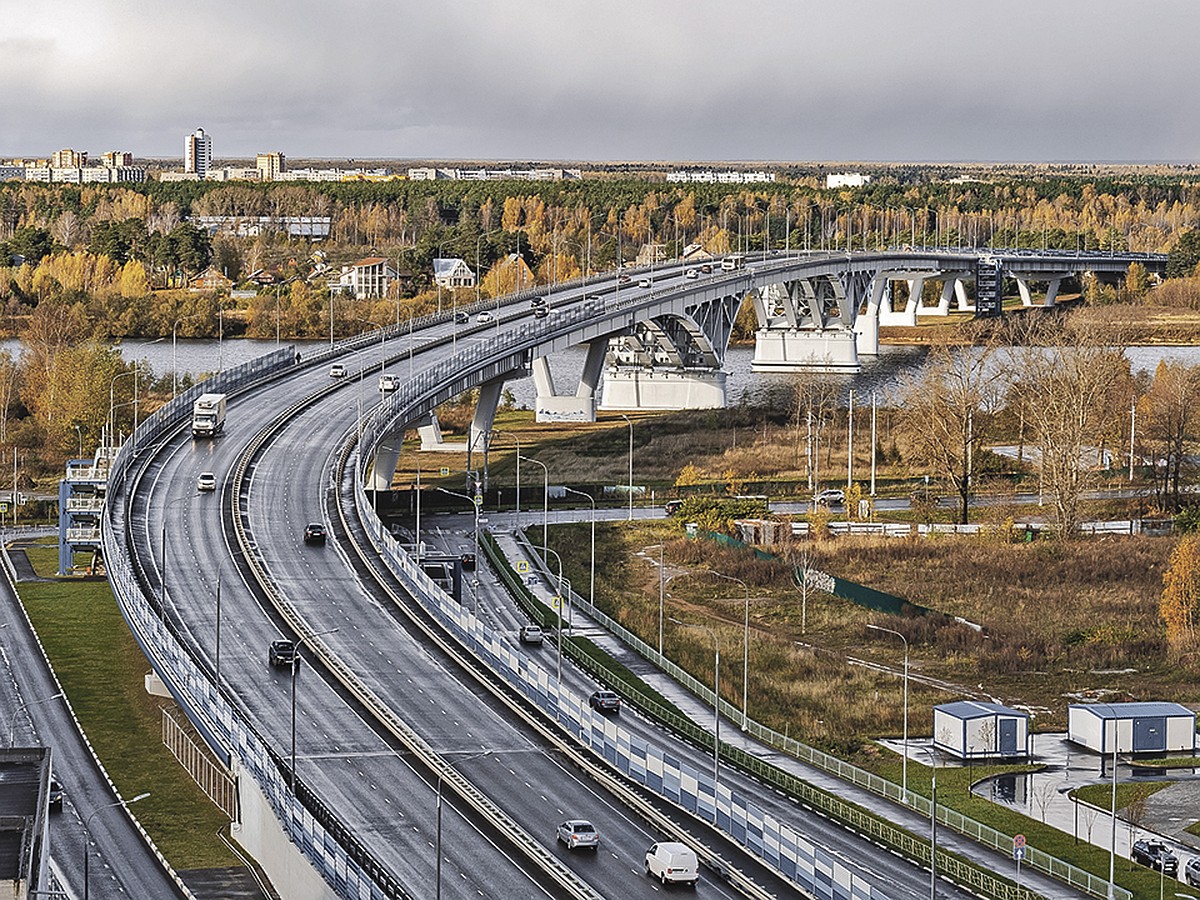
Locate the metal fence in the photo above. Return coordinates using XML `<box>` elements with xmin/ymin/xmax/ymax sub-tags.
<box><xmin>162</xmin><ymin>709</ymin><xmax>238</xmax><ymax>820</ymax></box>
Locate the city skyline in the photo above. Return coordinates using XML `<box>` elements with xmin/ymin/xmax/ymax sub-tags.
<box><xmin>2</xmin><ymin>0</ymin><xmax>1198</xmax><ymax>163</ymax></box>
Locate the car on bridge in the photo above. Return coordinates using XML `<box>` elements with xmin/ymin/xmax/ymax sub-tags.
<box><xmin>637</xmin><ymin>278</ymin><xmax>652</xmax><ymax>288</ymax></box>
<box><xmin>530</xmin><ymin>296</ymin><xmax>546</xmax><ymax>308</ymax></box>
<box><xmin>329</xmin><ymin>363</ymin><xmax>346</xmax><ymax>378</ymax></box>
<box><xmin>477</xmin><ymin>311</ymin><xmax>494</xmax><ymax>324</ymax></box>
<box><xmin>196</xmin><ymin>472</ymin><xmax>216</xmax><ymax>492</ymax></box>
<box><xmin>1186</xmin><ymin>855</ymin><xmax>1200</xmax><ymax>886</ymax></box>
<box><xmin>47</xmin><ymin>777</ymin><xmax>63</xmax><ymax>814</ymax></box>
<box><xmin>303</xmin><ymin>523</ymin><xmax>327</xmax><ymax>545</ymax></box>
<box><xmin>379</xmin><ymin>374</ymin><xmax>399</xmax><ymax>394</ymax></box>
<box><xmin>519</xmin><ymin>624</ymin><xmax>544</xmax><ymax>646</ymax></box>
<box><xmin>454</xmin><ymin>311</ymin><xmax>468</xmax><ymax>324</ymax></box>
<box><xmin>269</xmin><ymin>640</ymin><xmax>299</xmax><ymax>669</ymax></box>
<box><xmin>556</xmin><ymin>819</ymin><xmax>600</xmax><ymax>851</ymax></box>
<box><xmin>644</xmin><ymin>841</ymin><xmax>699</xmax><ymax>886</ymax></box>
<box><xmin>589</xmin><ymin>690</ymin><xmax>620</xmax><ymax>715</ymax></box>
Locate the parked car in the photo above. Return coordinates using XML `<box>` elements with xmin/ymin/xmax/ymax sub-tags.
<box><xmin>329</xmin><ymin>363</ymin><xmax>346</xmax><ymax>378</ymax></box>
<box><xmin>196</xmin><ymin>471</ymin><xmax>216</xmax><ymax>492</ymax></box>
<box><xmin>556</xmin><ymin>819</ymin><xmax>600</xmax><ymax>851</ymax></box>
<box><xmin>814</xmin><ymin>488</ymin><xmax>845</xmax><ymax>506</ymax></box>
<box><xmin>589</xmin><ymin>690</ymin><xmax>621</xmax><ymax>714</ymax></box>
<box><xmin>477</xmin><ymin>311</ymin><xmax>494</xmax><ymax>324</ymax></box>
<box><xmin>1185</xmin><ymin>855</ymin><xmax>1200</xmax><ymax>886</ymax></box>
<box><xmin>269</xmin><ymin>640</ymin><xmax>298</xmax><ymax>669</ymax></box>
<box><xmin>644</xmin><ymin>841</ymin><xmax>699</xmax><ymax>886</ymax></box>
<box><xmin>519</xmin><ymin>624</ymin><xmax>544</xmax><ymax>645</ymax></box>
<box><xmin>304</xmin><ymin>522</ymin><xmax>327</xmax><ymax>545</ymax></box>
<box><xmin>47</xmin><ymin>778</ymin><xmax>63</xmax><ymax>814</ymax></box>
<box><xmin>1132</xmin><ymin>839</ymin><xmax>1178</xmax><ymax>875</ymax></box>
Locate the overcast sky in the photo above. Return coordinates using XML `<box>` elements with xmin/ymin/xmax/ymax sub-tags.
<box><xmin>3</xmin><ymin>0</ymin><xmax>1197</xmax><ymax>163</ymax></box>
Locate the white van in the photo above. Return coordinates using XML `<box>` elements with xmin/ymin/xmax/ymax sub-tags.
<box><xmin>379</xmin><ymin>373</ymin><xmax>399</xmax><ymax>394</ymax></box>
<box><xmin>644</xmin><ymin>841</ymin><xmax>699</xmax><ymax>886</ymax></box>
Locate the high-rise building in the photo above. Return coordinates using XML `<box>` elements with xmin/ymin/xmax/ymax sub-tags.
<box><xmin>255</xmin><ymin>152</ymin><xmax>285</xmax><ymax>182</ymax></box>
<box><xmin>51</xmin><ymin>148</ymin><xmax>87</xmax><ymax>168</ymax></box>
<box><xmin>184</xmin><ymin>128</ymin><xmax>212</xmax><ymax>178</ymax></box>
<box><xmin>101</xmin><ymin>151</ymin><xmax>133</xmax><ymax>168</ymax></box>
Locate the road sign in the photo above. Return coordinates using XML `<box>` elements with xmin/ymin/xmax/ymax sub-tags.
<box><xmin>517</xmin><ymin>560</ymin><xmax>529</xmax><ymax>574</ymax></box>
<box><xmin>1013</xmin><ymin>834</ymin><xmax>1026</xmax><ymax>848</ymax></box>
<box><xmin>0</xmin><ymin>504</ymin><xmax>8</xmax><ymax>514</ymax></box>
<box><xmin>1013</xmin><ymin>846</ymin><xmax>1025</xmax><ymax>861</ymax></box>
<box><xmin>473</xmin><ymin>493</ymin><xmax>483</xmax><ymax>506</ymax></box>
<box><xmin>439</xmin><ymin>467</ymin><xmax>450</xmax><ymax>476</ymax></box>
<box><xmin>551</xmin><ymin>595</ymin><xmax>562</xmax><ymax>608</ymax></box>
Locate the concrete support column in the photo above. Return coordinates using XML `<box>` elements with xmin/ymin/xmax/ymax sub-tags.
<box><xmin>1043</xmin><ymin>278</ymin><xmax>1061</xmax><ymax>308</ymax></box>
<box><xmin>854</xmin><ymin>275</ymin><xmax>888</xmax><ymax>356</ymax></box>
<box><xmin>880</xmin><ymin>277</ymin><xmax>921</xmax><ymax>326</ymax></box>
<box><xmin>533</xmin><ymin>341</ymin><xmax>606</xmax><ymax>422</ymax></box>
<box><xmin>368</xmin><ymin>440</ymin><xmax>402</xmax><ymax>492</ymax></box>
<box><xmin>575</xmin><ymin>339</ymin><xmax>607</xmax><ymax>399</ymax></box>
<box><xmin>1017</xmin><ymin>278</ymin><xmax>1034</xmax><ymax>307</ymax></box>
<box><xmin>926</xmin><ymin>278</ymin><xmax>956</xmax><ymax>317</ymax></box>
<box><xmin>468</xmin><ymin>377</ymin><xmax>505</xmax><ymax>455</ymax></box>
<box><xmin>751</xmin><ymin>328</ymin><xmax>860</xmax><ymax>372</ymax></box>
<box><xmin>599</xmin><ymin>367</ymin><xmax>727</xmax><ymax>410</ymax></box>
<box><xmin>955</xmin><ymin>278</ymin><xmax>975</xmax><ymax>312</ymax></box>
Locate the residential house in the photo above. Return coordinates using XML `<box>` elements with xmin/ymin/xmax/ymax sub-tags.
<box><xmin>432</xmin><ymin>257</ymin><xmax>476</xmax><ymax>289</ymax></box>
<box><xmin>189</xmin><ymin>266</ymin><xmax>234</xmax><ymax>292</ymax></box>
<box><xmin>333</xmin><ymin>257</ymin><xmax>398</xmax><ymax>299</ymax></box>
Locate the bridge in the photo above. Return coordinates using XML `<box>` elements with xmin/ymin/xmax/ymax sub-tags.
<box><xmin>96</xmin><ymin>247</ymin><xmax>1151</xmax><ymax>900</ymax></box>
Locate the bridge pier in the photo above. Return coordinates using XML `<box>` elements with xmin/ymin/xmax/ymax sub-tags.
<box><xmin>533</xmin><ymin>339</ymin><xmax>606</xmax><ymax>422</ymax></box>
<box><xmin>923</xmin><ymin>276</ymin><xmax>973</xmax><ymax>316</ymax></box>
<box><xmin>751</xmin><ymin>329</ymin><xmax>860</xmax><ymax>372</ymax></box>
<box><xmin>1017</xmin><ymin>276</ymin><xmax>1063</xmax><ymax>308</ymax></box>
<box><xmin>853</xmin><ymin>275</ymin><xmax>891</xmax><ymax>356</ymax></box>
<box><xmin>367</xmin><ymin>439</ymin><xmax>402</xmax><ymax>492</ymax></box>
<box><xmin>598</xmin><ymin>366</ymin><xmax>727</xmax><ymax>410</ymax></box>
<box><xmin>879</xmin><ymin>277</ymin><xmax>923</xmax><ymax>327</ymax></box>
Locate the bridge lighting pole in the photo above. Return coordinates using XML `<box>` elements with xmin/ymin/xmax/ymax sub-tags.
<box><xmin>518</xmin><ymin>456</ymin><xmax>548</xmax><ymax>559</ymax></box>
<box><xmin>710</xmin><ymin>570</ymin><xmax>751</xmax><ymax>731</ymax></box>
<box><xmin>1129</xmin><ymin>401</ymin><xmax>1136</xmax><ymax>482</ymax></box>
<box><xmin>870</xmin><ymin>391</ymin><xmax>877</xmax><ymax>498</ymax></box>
<box><xmin>846</xmin><ymin>390</ymin><xmax>854</xmax><ymax>493</ymax></box>
<box><xmin>489</xmin><ymin>430</ymin><xmax>519</xmax><ymax>521</ymax></box>
<box><xmin>532</xmin><ymin>544</ymin><xmax>570</xmax><ymax>680</ymax></box>
<box><xmin>291</xmin><ymin>627</ymin><xmax>341</xmax><ymax>793</ymax></box>
<box><xmin>83</xmin><ymin>792</ymin><xmax>150</xmax><ymax>900</ymax></box>
<box><xmin>562</xmin><ymin>487</ymin><xmax>595</xmax><ymax>608</ymax></box>
<box><xmin>867</xmin><ymin>624</ymin><xmax>909</xmax><ymax>794</ymax></box>
<box><xmin>620</xmin><ymin>415</ymin><xmax>634</xmax><ymax>520</ymax></box>
<box><xmin>670</xmin><ymin>617</ymin><xmax>720</xmax><ymax>819</ymax></box>
<box><xmin>920</xmin><ymin>747</ymin><xmax>938</xmax><ymax>900</ymax></box>
<box><xmin>7</xmin><ymin>690</ymin><xmax>62</xmax><ymax>746</ymax></box>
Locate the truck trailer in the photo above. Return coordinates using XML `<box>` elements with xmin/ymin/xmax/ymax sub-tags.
<box><xmin>192</xmin><ymin>393</ymin><xmax>227</xmax><ymax>437</ymax></box>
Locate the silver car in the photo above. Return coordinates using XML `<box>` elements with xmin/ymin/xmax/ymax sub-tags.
<box><xmin>556</xmin><ymin>819</ymin><xmax>600</xmax><ymax>851</ymax></box>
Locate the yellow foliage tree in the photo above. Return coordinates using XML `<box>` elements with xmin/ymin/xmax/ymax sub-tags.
<box><xmin>1161</xmin><ymin>534</ymin><xmax>1200</xmax><ymax>656</ymax></box>
<box><xmin>675</xmin><ymin>463</ymin><xmax>704</xmax><ymax>486</ymax></box>
<box><xmin>119</xmin><ymin>260</ymin><xmax>150</xmax><ymax>298</ymax></box>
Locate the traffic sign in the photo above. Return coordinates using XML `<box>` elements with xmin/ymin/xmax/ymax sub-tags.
<box><xmin>551</xmin><ymin>595</ymin><xmax>562</xmax><ymax>608</ymax></box>
<box><xmin>517</xmin><ymin>560</ymin><xmax>529</xmax><ymax>574</ymax></box>
<box><xmin>1013</xmin><ymin>846</ymin><xmax>1025</xmax><ymax>862</ymax></box>
<box><xmin>439</xmin><ymin>467</ymin><xmax>450</xmax><ymax>476</ymax></box>
<box><xmin>1013</xmin><ymin>834</ymin><xmax>1026</xmax><ymax>848</ymax></box>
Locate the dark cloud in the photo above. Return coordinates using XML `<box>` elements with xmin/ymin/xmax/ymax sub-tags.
<box><xmin>2</xmin><ymin>0</ymin><xmax>1197</xmax><ymax>161</ymax></box>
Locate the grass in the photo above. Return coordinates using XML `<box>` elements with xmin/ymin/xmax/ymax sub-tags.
<box><xmin>19</xmin><ymin>575</ymin><xmax>240</xmax><ymax>870</ymax></box>
<box><xmin>1072</xmin><ymin>781</ymin><xmax>1170</xmax><ymax>811</ymax></box>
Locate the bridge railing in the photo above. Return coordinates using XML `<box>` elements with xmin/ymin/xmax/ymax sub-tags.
<box><xmin>103</xmin><ymin>347</ymin><xmax>415</xmax><ymax>900</ymax></box>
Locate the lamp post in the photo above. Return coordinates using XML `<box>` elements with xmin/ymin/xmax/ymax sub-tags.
<box><xmin>920</xmin><ymin>747</ymin><xmax>938</xmax><ymax>900</ymax></box>
<box><xmin>867</xmin><ymin>623</ymin><xmax>909</xmax><ymax>794</ymax></box>
<box><xmin>160</xmin><ymin>494</ymin><xmax>193</xmax><ymax>615</ymax></box>
<box><xmin>171</xmin><ymin>313</ymin><xmax>203</xmax><ymax>398</ymax></box>
<box><xmin>73</xmin><ymin>424</ymin><xmax>83</xmax><ymax>459</ymax></box>
<box><xmin>489</xmin><ymin>430</ymin><xmax>519</xmax><ymax>522</ymax></box>
<box><xmin>290</xmin><ymin>627</ymin><xmax>341</xmax><ymax>792</ymax></box>
<box><xmin>562</xmin><ymin>487</ymin><xmax>595</xmax><ymax>608</ymax></box>
<box><xmin>84</xmin><ymin>792</ymin><xmax>150</xmax><ymax>900</ymax></box>
<box><xmin>709</xmin><ymin>571</ymin><xmax>751</xmax><ymax>731</ymax></box>
<box><xmin>619</xmin><ymin>414</ymin><xmax>634</xmax><ymax>520</ymax></box>
<box><xmin>646</xmin><ymin>543</ymin><xmax>666</xmax><ymax>654</ymax></box>
<box><xmin>518</xmin><ymin>455</ymin><xmax>548</xmax><ymax>559</ymax></box>
<box><xmin>7</xmin><ymin>690</ymin><xmax>62</xmax><ymax>745</ymax></box>
<box><xmin>531</xmin><ymin>544</ymin><xmax>571</xmax><ymax>681</ymax></box>
<box><xmin>107</xmin><ymin>369</ymin><xmax>137</xmax><ymax>447</ymax></box>
<box><xmin>1108</xmin><ymin>716</ymin><xmax>1118</xmax><ymax>900</ymax></box>
<box><xmin>435</xmin><ymin>750</ymin><xmax>496</xmax><ymax>900</ymax></box>
<box><xmin>670</xmin><ymin>617</ymin><xmax>720</xmax><ymax>820</ymax></box>
<box><xmin>435</xmin><ymin>488</ymin><xmax>481</xmax><ymax>610</ymax></box>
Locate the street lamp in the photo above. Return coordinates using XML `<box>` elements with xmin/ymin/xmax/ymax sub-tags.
<box><xmin>489</xmin><ymin>429</ymin><xmax>519</xmax><ymax>521</ymax></box>
<box><xmin>107</xmin><ymin>368</ymin><xmax>138</xmax><ymax>447</ymax></box>
<box><xmin>531</xmin><ymin>544</ymin><xmax>571</xmax><ymax>681</ymax></box>
<box><xmin>84</xmin><ymin>792</ymin><xmax>150</xmax><ymax>900</ymax></box>
<box><xmin>290</xmin><ymin>627</ymin><xmax>341</xmax><ymax>791</ymax></box>
<box><xmin>619</xmin><ymin>414</ymin><xmax>634</xmax><ymax>520</ymax></box>
<box><xmin>73</xmin><ymin>424</ymin><xmax>84</xmax><ymax>459</ymax></box>
<box><xmin>562</xmin><ymin>486</ymin><xmax>595</xmax><ymax>608</ymax></box>
<box><xmin>7</xmin><ymin>690</ymin><xmax>63</xmax><ymax>745</ymax></box>
<box><xmin>710</xmin><ymin>571</ymin><xmax>751</xmax><ymax>731</ymax></box>
<box><xmin>670</xmin><ymin>617</ymin><xmax>720</xmax><ymax>821</ymax></box>
<box><xmin>518</xmin><ymin>455</ymin><xmax>548</xmax><ymax>558</ymax></box>
<box><xmin>867</xmin><ymin>623</ymin><xmax>910</xmax><ymax>794</ymax></box>
<box><xmin>435</xmin><ymin>487</ymin><xmax>481</xmax><ymax>610</ymax></box>
<box><xmin>920</xmin><ymin>747</ymin><xmax>938</xmax><ymax>900</ymax></box>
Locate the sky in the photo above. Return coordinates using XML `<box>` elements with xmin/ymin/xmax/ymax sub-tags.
<box><xmin>3</xmin><ymin>0</ymin><xmax>1198</xmax><ymax>164</ymax></box>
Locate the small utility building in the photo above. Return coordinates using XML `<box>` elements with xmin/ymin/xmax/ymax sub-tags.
<box><xmin>1068</xmin><ymin>702</ymin><xmax>1196</xmax><ymax>755</ymax></box>
<box><xmin>933</xmin><ymin>701</ymin><xmax>1030</xmax><ymax>760</ymax></box>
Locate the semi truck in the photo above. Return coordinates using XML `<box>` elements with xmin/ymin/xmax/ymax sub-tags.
<box><xmin>192</xmin><ymin>393</ymin><xmax>227</xmax><ymax>437</ymax></box>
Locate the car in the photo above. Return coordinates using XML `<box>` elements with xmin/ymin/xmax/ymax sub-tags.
<box><xmin>700</xmin><ymin>263</ymin><xmax>713</xmax><ymax>273</ymax></box>
<box><xmin>637</xmin><ymin>278</ymin><xmax>652</xmax><ymax>288</ymax></box>
<box><xmin>196</xmin><ymin>471</ymin><xmax>216</xmax><ymax>492</ymax></box>
<box><xmin>1187</xmin><ymin>857</ymin><xmax>1200</xmax><ymax>887</ymax></box>
<box><xmin>556</xmin><ymin>819</ymin><xmax>600</xmax><ymax>851</ymax></box>
<box><xmin>460</xmin><ymin>552</ymin><xmax>476</xmax><ymax>570</ymax></box>
<box><xmin>618</xmin><ymin>274</ymin><xmax>631</xmax><ymax>285</ymax></box>
<box><xmin>329</xmin><ymin>363</ymin><xmax>346</xmax><ymax>378</ymax></box>
<box><xmin>303</xmin><ymin>522</ymin><xmax>327</xmax><ymax>545</ymax></box>
<box><xmin>533</xmin><ymin>306</ymin><xmax>549</xmax><ymax>319</ymax></box>
<box><xmin>269</xmin><ymin>640</ymin><xmax>299</xmax><ymax>669</ymax></box>
<box><xmin>644</xmin><ymin>841</ymin><xmax>699</xmax><ymax>886</ymax></box>
<box><xmin>530</xmin><ymin>296</ymin><xmax>546</xmax><ymax>307</ymax></box>
<box><xmin>1132</xmin><ymin>839</ymin><xmax>1178</xmax><ymax>876</ymax></box>
<box><xmin>664</xmin><ymin>499</ymin><xmax>684</xmax><ymax>516</ymax></box>
<box><xmin>519</xmin><ymin>624</ymin><xmax>544</xmax><ymax>645</ymax></box>
<box><xmin>685</xmin><ymin>268</ymin><xmax>699</xmax><ymax>279</ymax></box>
<box><xmin>454</xmin><ymin>311</ymin><xmax>468</xmax><ymax>324</ymax></box>
<box><xmin>814</xmin><ymin>488</ymin><xmax>845</xmax><ymax>506</ymax></box>
<box><xmin>378</xmin><ymin>374</ymin><xmax>399</xmax><ymax>394</ymax></box>
<box><xmin>589</xmin><ymin>690</ymin><xmax>621</xmax><ymax>714</ymax></box>
<box><xmin>47</xmin><ymin>778</ymin><xmax>63</xmax><ymax>814</ymax></box>
<box><xmin>477</xmin><ymin>311</ymin><xmax>494</xmax><ymax>324</ymax></box>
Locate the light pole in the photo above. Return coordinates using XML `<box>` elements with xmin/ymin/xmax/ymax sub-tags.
<box><xmin>435</xmin><ymin>488</ymin><xmax>481</xmax><ymax>610</ymax></box>
<box><xmin>1108</xmin><ymin>716</ymin><xmax>1118</xmax><ymax>900</ymax></box>
<box><xmin>489</xmin><ymin>429</ymin><xmax>519</xmax><ymax>522</ymax></box>
<box><xmin>8</xmin><ymin>690</ymin><xmax>62</xmax><ymax>745</ymax></box>
<box><xmin>518</xmin><ymin>455</ymin><xmax>548</xmax><ymax>559</ymax></box>
<box><xmin>84</xmin><ymin>792</ymin><xmax>150</xmax><ymax>900</ymax></box>
<box><xmin>620</xmin><ymin>414</ymin><xmax>634</xmax><ymax>520</ymax></box>
<box><xmin>562</xmin><ymin>487</ymin><xmax>595</xmax><ymax>608</ymax></box>
<box><xmin>73</xmin><ymin>424</ymin><xmax>83</xmax><ymax>459</ymax></box>
<box><xmin>107</xmin><ymin>368</ymin><xmax>137</xmax><ymax>447</ymax></box>
<box><xmin>531</xmin><ymin>544</ymin><xmax>571</xmax><ymax>681</ymax></box>
<box><xmin>670</xmin><ymin>617</ymin><xmax>720</xmax><ymax>821</ymax></box>
<box><xmin>160</xmin><ymin>494</ymin><xmax>193</xmax><ymax>614</ymax></box>
<box><xmin>920</xmin><ymin>747</ymin><xmax>938</xmax><ymax>900</ymax></box>
<box><xmin>290</xmin><ymin>627</ymin><xmax>341</xmax><ymax>792</ymax></box>
<box><xmin>646</xmin><ymin>543</ymin><xmax>666</xmax><ymax>654</ymax></box>
<box><xmin>709</xmin><ymin>571</ymin><xmax>751</xmax><ymax>730</ymax></box>
<box><xmin>867</xmin><ymin>623</ymin><xmax>909</xmax><ymax>794</ymax></box>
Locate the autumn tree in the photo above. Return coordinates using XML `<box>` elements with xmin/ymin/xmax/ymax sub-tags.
<box><xmin>1162</xmin><ymin>534</ymin><xmax>1200</xmax><ymax>657</ymax></box>
<box><xmin>1140</xmin><ymin>361</ymin><xmax>1200</xmax><ymax>510</ymax></box>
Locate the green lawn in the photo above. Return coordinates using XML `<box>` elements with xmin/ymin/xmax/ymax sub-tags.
<box><xmin>19</xmin><ymin>576</ymin><xmax>240</xmax><ymax>870</ymax></box>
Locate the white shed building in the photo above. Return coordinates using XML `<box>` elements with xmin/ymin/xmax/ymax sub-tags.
<box><xmin>1068</xmin><ymin>702</ymin><xmax>1196</xmax><ymax>755</ymax></box>
<box><xmin>933</xmin><ymin>701</ymin><xmax>1030</xmax><ymax>760</ymax></box>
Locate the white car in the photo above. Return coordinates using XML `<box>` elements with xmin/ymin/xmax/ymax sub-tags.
<box><xmin>196</xmin><ymin>472</ymin><xmax>216</xmax><ymax>492</ymax></box>
<box><xmin>637</xmin><ymin>278</ymin><xmax>652</xmax><ymax>288</ymax></box>
<box><xmin>685</xmin><ymin>268</ymin><xmax>699</xmax><ymax>279</ymax></box>
<box><xmin>378</xmin><ymin>374</ymin><xmax>399</xmax><ymax>393</ymax></box>
<box><xmin>477</xmin><ymin>311</ymin><xmax>494</xmax><ymax>324</ymax></box>
<box><xmin>814</xmin><ymin>488</ymin><xmax>845</xmax><ymax>506</ymax></box>
<box><xmin>329</xmin><ymin>363</ymin><xmax>346</xmax><ymax>378</ymax></box>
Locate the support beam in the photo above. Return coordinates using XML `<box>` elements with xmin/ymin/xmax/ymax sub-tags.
<box><xmin>854</xmin><ymin>274</ymin><xmax>889</xmax><ymax>356</ymax></box>
<box><xmin>751</xmin><ymin>328</ymin><xmax>860</xmax><ymax>373</ymax></box>
<box><xmin>532</xmin><ymin>341</ymin><xmax>607</xmax><ymax>422</ymax></box>
<box><xmin>599</xmin><ymin>367</ymin><xmax>727</xmax><ymax>410</ymax></box>
<box><xmin>368</xmin><ymin>439</ymin><xmax>402</xmax><ymax>492</ymax></box>
<box><xmin>468</xmin><ymin>378</ymin><xmax>505</xmax><ymax>453</ymax></box>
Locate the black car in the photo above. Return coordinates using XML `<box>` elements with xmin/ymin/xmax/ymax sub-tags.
<box><xmin>304</xmin><ymin>523</ymin><xmax>327</xmax><ymax>545</ymax></box>
<box><xmin>48</xmin><ymin>778</ymin><xmax>63</xmax><ymax>813</ymax></box>
<box><xmin>454</xmin><ymin>311</ymin><xmax>468</xmax><ymax>324</ymax></box>
<box><xmin>533</xmin><ymin>307</ymin><xmax>549</xmax><ymax>319</ymax></box>
<box><xmin>269</xmin><ymin>640</ymin><xmax>299</xmax><ymax>669</ymax></box>
<box><xmin>530</xmin><ymin>296</ymin><xmax>546</xmax><ymax>307</ymax></box>
<box><xmin>460</xmin><ymin>552</ymin><xmax>476</xmax><ymax>570</ymax></box>
<box><xmin>1132</xmin><ymin>839</ymin><xmax>1178</xmax><ymax>875</ymax></box>
<box><xmin>589</xmin><ymin>690</ymin><xmax>621</xmax><ymax>714</ymax></box>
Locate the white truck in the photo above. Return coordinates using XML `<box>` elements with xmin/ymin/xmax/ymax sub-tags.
<box><xmin>192</xmin><ymin>393</ymin><xmax>227</xmax><ymax>438</ymax></box>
